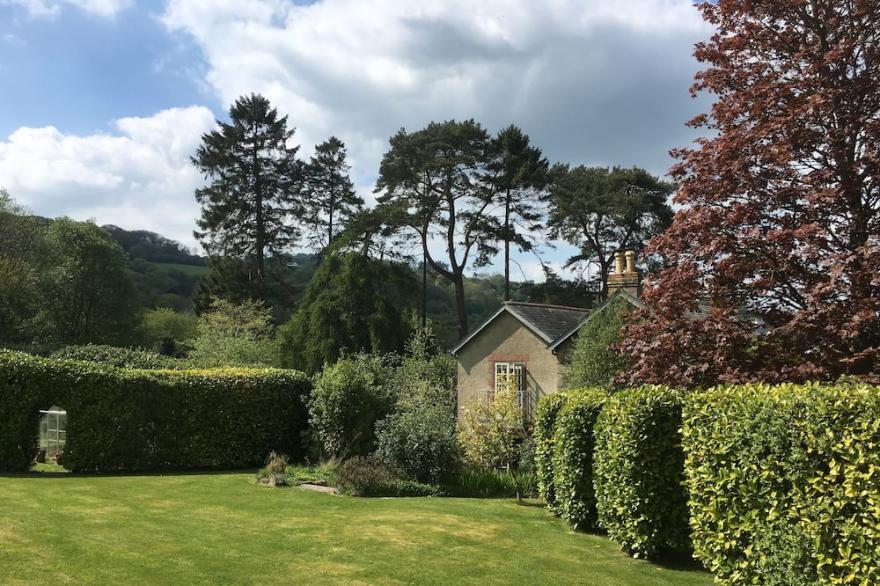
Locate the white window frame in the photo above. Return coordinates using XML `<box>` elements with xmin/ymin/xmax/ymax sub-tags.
<box><xmin>494</xmin><ymin>362</ymin><xmax>525</xmax><ymax>396</ymax></box>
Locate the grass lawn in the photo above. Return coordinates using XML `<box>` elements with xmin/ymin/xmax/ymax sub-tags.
<box><xmin>0</xmin><ymin>471</ymin><xmax>712</xmax><ymax>585</ymax></box>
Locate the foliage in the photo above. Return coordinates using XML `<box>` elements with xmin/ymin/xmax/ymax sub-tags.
<box><xmin>534</xmin><ymin>391</ymin><xmax>570</xmax><ymax>512</ymax></box>
<box><xmin>188</xmin><ymin>299</ymin><xmax>280</xmax><ymax>368</ymax></box>
<box><xmin>256</xmin><ymin>451</ymin><xmax>290</xmax><ymax>484</ymax></box>
<box><xmin>193</xmin><ymin>93</ymin><xmax>302</xmax><ymax>293</ymax></box>
<box><xmin>302</xmin><ymin>136</ymin><xmax>363</xmax><ymax>248</ymax></box>
<box><xmin>484</xmin><ymin>125</ymin><xmax>549</xmax><ymax>299</ymax></box>
<box><xmin>308</xmin><ymin>354</ymin><xmax>395</xmax><ymax>458</ymax></box>
<box><xmin>550</xmin><ymin>388</ymin><xmax>606</xmax><ymax>530</ymax></box>
<box><xmin>594</xmin><ymin>386</ymin><xmax>689</xmax><ymax>559</ymax></box>
<box><xmin>375</xmin><ymin>405</ymin><xmax>460</xmax><ymax>484</ymax></box>
<box><xmin>442</xmin><ymin>467</ymin><xmax>538</xmax><ymax>499</ymax></box>
<box><xmin>390</xmin><ymin>326</ymin><xmax>457</xmax><ymax>413</ymax></box>
<box><xmin>565</xmin><ymin>295</ymin><xmax>633</xmax><ymax>389</ymax></box>
<box><xmin>50</xmin><ymin>344</ymin><xmax>179</xmax><ymax>369</ymax></box>
<box><xmin>376</xmin><ymin>119</ymin><xmax>499</xmax><ymax>338</ymax></box>
<box><xmin>103</xmin><ymin>225</ymin><xmax>204</xmax><ymax>266</ymax></box>
<box><xmin>683</xmin><ymin>382</ymin><xmax>880</xmax><ymax>586</ymax></box>
<box><xmin>140</xmin><ymin>308</ymin><xmax>197</xmax><ymax>356</ymax></box>
<box><xmin>458</xmin><ymin>379</ymin><xmax>528</xmax><ymax>471</ymax></box>
<box><xmin>34</xmin><ymin>218</ymin><xmax>139</xmax><ymax>347</ymax></box>
<box><xmin>278</xmin><ymin>253</ymin><xmax>415</xmax><ymax>374</ymax></box>
<box><xmin>335</xmin><ymin>456</ymin><xmax>441</xmax><ymax>497</ymax></box>
<box><xmin>623</xmin><ymin>1</ymin><xmax>880</xmax><ymax>387</ymax></box>
<box><xmin>0</xmin><ymin>350</ymin><xmax>311</xmax><ymax>473</ymax></box>
<box><xmin>546</xmin><ymin>165</ymin><xmax>672</xmax><ymax>297</ymax></box>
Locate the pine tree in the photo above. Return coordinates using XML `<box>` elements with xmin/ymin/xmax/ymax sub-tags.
<box><xmin>485</xmin><ymin>125</ymin><xmax>549</xmax><ymax>300</ymax></box>
<box><xmin>303</xmin><ymin>136</ymin><xmax>363</xmax><ymax>250</ymax></box>
<box><xmin>192</xmin><ymin>94</ymin><xmax>302</xmax><ymax>292</ymax></box>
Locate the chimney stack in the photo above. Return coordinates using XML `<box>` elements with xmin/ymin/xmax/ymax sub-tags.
<box><xmin>606</xmin><ymin>249</ymin><xmax>641</xmax><ymax>298</ymax></box>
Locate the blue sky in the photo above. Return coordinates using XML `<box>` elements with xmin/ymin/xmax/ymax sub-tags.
<box><xmin>0</xmin><ymin>0</ymin><xmax>711</xmax><ymax>281</ymax></box>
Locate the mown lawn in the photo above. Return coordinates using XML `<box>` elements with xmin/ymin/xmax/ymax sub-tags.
<box><xmin>0</xmin><ymin>472</ymin><xmax>712</xmax><ymax>585</ymax></box>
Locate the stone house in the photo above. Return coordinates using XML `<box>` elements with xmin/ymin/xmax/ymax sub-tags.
<box><xmin>452</xmin><ymin>250</ymin><xmax>643</xmax><ymax>421</ymax></box>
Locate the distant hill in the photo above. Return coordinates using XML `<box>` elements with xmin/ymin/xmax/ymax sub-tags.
<box><xmin>103</xmin><ymin>225</ymin><xmax>206</xmax><ymax>312</ymax></box>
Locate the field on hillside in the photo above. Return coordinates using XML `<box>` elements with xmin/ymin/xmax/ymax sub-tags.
<box><xmin>0</xmin><ymin>472</ymin><xmax>711</xmax><ymax>585</ymax></box>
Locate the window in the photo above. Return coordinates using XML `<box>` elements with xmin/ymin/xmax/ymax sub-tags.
<box><xmin>494</xmin><ymin>362</ymin><xmax>525</xmax><ymax>395</ymax></box>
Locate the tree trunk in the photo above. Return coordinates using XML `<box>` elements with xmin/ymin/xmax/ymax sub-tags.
<box><xmin>504</xmin><ymin>190</ymin><xmax>511</xmax><ymax>301</ymax></box>
<box><xmin>454</xmin><ymin>273</ymin><xmax>468</xmax><ymax>339</ymax></box>
<box><xmin>422</xmin><ymin>252</ymin><xmax>428</xmax><ymax>329</ymax></box>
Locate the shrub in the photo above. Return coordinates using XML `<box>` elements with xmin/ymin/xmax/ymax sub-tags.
<box><xmin>534</xmin><ymin>391</ymin><xmax>569</xmax><ymax>512</ymax></box>
<box><xmin>50</xmin><ymin>344</ymin><xmax>179</xmax><ymax>369</ymax></box>
<box><xmin>375</xmin><ymin>405</ymin><xmax>459</xmax><ymax>484</ymax></box>
<box><xmin>551</xmin><ymin>388</ymin><xmax>606</xmax><ymax>530</ymax></box>
<box><xmin>683</xmin><ymin>382</ymin><xmax>880</xmax><ymax>585</ymax></box>
<box><xmin>309</xmin><ymin>354</ymin><xmax>395</xmax><ymax>458</ymax></box>
<box><xmin>188</xmin><ymin>299</ymin><xmax>280</xmax><ymax>368</ymax></box>
<box><xmin>594</xmin><ymin>386</ymin><xmax>689</xmax><ymax>558</ymax></box>
<box><xmin>458</xmin><ymin>379</ymin><xmax>528</xmax><ymax>471</ymax></box>
<box><xmin>564</xmin><ymin>295</ymin><xmax>633</xmax><ymax>389</ymax></box>
<box><xmin>442</xmin><ymin>467</ymin><xmax>538</xmax><ymax>499</ymax></box>
<box><xmin>0</xmin><ymin>350</ymin><xmax>311</xmax><ymax>473</ymax></box>
<box><xmin>336</xmin><ymin>456</ymin><xmax>440</xmax><ymax>497</ymax></box>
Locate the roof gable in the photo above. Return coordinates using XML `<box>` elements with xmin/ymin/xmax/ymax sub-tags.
<box><xmin>452</xmin><ymin>302</ymin><xmax>590</xmax><ymax>355</ymax></box>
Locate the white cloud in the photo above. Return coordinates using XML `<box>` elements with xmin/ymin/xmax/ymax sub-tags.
<box><xmin>159</xmin><ymin>0</ymin><xmax>712</xmax><ymax>278</ymax></box>
<box><xmin>2</xmin><ymin>0</ymin><xmax>131</xmax><ymax>18</ymax></box>
<box><xmin>0</xmin><ymin>106</ymin><xmax>215</xmax><ymax>246</ymax></box>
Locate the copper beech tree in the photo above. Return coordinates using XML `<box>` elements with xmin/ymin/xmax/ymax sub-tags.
<box><xmin>621</xmin><ymin>0</ymin><xmax>880</xmax><ymax>387</ymax></box>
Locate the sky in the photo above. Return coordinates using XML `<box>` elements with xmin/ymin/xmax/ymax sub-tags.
<box><xmin>0</xmin><ymin>0</ymin><xmax>713</xmax><ymax>282</ymax></box>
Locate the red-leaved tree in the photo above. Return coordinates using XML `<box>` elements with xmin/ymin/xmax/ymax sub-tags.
<box><xmin>621</xmin><ymin>0</ymin><xmax>880</xmax><ymax>388</ymax></box>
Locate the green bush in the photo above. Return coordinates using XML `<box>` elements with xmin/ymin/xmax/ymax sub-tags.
<box><xmin>309</xmin><ymin>354</ymin><xmax>395</xmax><ymax>458</ymax></box>
<box><xmin>0</xmin><ymin>350</ymin><xmax>311</xmax><ymax>473</ymax></box>
<box><xmin>335</xmin><ymin>456</ymin><xmax>441</xmax><ymax>497</ymax></box>
<box><xmin>50</xmin><ymin>344</ymin><xmax>180</xmax><ymax>369</ymax></box>
<box><xmin>375</xmin><ymin>405</ymin><xmax>460</xmax><ymax>484</ymax></box>
<box><xmin>683</xmin><ymin>382</ymin><xmax>880</xmax><ymax>585</ymax></box>
<box><xmin>551</xmin><ymin>388</ymin><xmax>606</xmax><ymax>530</ymax></box>
<box><xmin>534</xmin><ymin>391</ymin><xmax>569</xmax><ymax>512</ymax></box>
<box><xmin>594</xmin><ymin>386</ymin><xmax>689</xmax><ymax>559</ymax></box>
<box><xmin>564</xmin><ymin>295</ymin><xmax>633</xmax><ymax>389</ymax></box>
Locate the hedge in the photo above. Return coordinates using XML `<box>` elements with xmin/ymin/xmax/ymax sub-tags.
<box><xmin>550</xmin><ymin>388</ymin><xmax>607</xmax><ymax>530</ymax></box>
<box><xmin>534</xmin><ymin>391</ymin><xmax>569</xmax><ymax>513</ymax></box>
<box><xmin>50</xmin><ymin>344</ymin><xmax>181</xmax><ymax>369</ymax></box>
<box><xmin>594</xmin><ymin>386</ymin><xmax>689</xmax><ymax>559</ymax></box>
<box><xmin>683</xmin><ymin>382</ymin><xmax>880</xmax><ymax>585</ymax></box>
<box><xmin>0</xmin><ymin>350</ymin><xmax>311</xmax><ymax>473</ymax></box>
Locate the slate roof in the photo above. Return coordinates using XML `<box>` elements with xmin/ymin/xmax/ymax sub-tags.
<box><xmin>451</xmin><ymin>301</ymin><xmax>590</xmax><ymax>354</ymax></box>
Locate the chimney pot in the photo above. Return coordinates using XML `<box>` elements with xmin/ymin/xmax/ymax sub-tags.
<box><xmin>614</xmin><ymin>251</ymin><xmax>625</xmax><ymax>274</ymax></box>
<box><xmin>625</xmin><ymin>250</ymin><xmax>636</xmax><ymax>274</ymax></box>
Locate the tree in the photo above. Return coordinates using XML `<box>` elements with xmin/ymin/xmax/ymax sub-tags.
<box><xmin>303</xmin><ymin>137</ymin><xmax>363</xmax><ymax>249</ymax></box>
<box><xmin>140</xmin><ymin>308</ymin><xmax>197</xmax><ymax>356</ymax></box>
<box><xmin>621</xmin><ymin>1</ymin><xmax>880</xmax><ymax>387</ymax></box>
<box><xmin>188</xmin><ymin>299</ymin><xmax>279</xmax><ymax>367</ymax></box>
<box><xmin>277</xmin><ymin>252</ymin><xmax>415</xmax><ymax>374</ymax></box>
<box><xmin>192</xmin><ymin>93</ymin><xmax>302</xmax><ymax>294</ymax></box>
<box><xmin>564</xmin><ymin>296</ymin><xmax>633</xmax><ymax>389</ymax></box>
<box><xmin>0</xmin><ymin>190</ymin><xmax>41</xmax><ymax>347</ymax></box>
<box><xmin>376</xmin><ymin>120</ymin><xmax>498</xmax><ymax>339</ymax></box>
<box><xmin>546</xmin><ymin>166</ymin><xmax>673</xmax><ymax>299</ymax></box>
<box><xmin>35</xmin><ymin>219</ymin><xmax>138</xmax><ymax>346</ymax></box>
<box><xmin>486</xmin><ymin>125</ymin><xmax>549</xmax><ymax>300</ymax></box>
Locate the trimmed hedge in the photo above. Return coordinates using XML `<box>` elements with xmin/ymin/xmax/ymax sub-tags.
<box><xmin>50</xmin><ymin>344</ymin><xmax>180</xmax><ymax>369</ymax></box>
<box><xmin>550</xmin><ymin>388</ymin><xmax>607</xmax><ymax>530</ymax></box>
<box><xmin>0</xmin><ymin>350</ymin><xmax>311</xmax><ymax>473</ymax></box>
<box><xmin>534</xmin><ymin>391</ymin><xmax>569</xmax><ymax>513</ymax></box>
<box><xmin>683</xmin><ymin>382</ymin><xmax>880</xmax><ymax>585</ymax></box>
<box><xmin>594</xmin><ymin>386</ymin><xmax>689</xmax><ymax>558</ymax></box>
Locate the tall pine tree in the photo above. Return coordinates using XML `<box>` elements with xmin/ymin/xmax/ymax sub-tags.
<box><xmin>485</xmin><ymin>125</ymin><xmax>549</xmax><ymax>300</ymax></box>
<box><xmin>192</xmin><ymin>94</ymin><xmax>302</xmax><ymax>296</ymax></box>
<box><xmin>303</xmin><ymin>136</ymin><xmax>363</xmax><ymax>250</ymax></box>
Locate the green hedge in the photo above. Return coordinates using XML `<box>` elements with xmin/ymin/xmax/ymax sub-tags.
<box><xmin>550</xmin><ymin>388</ymin><xmax>607</xmax><ymax>530</ymax></box>
<box><xmin>534</xmin><ymin>391</ymin><xmax>569</xmax><ymax>513</ymax></box>
<box><xmin>50</xmin><ymin>344</ymin><xmax>180</xmax><ymax>369</ymax></box>
<box><xmin>683</xmin><ymin>382</ymin><xmax>880</xmax><ymax>585</ymax></box>
<box><xmin>594</xmin><ymin>386</ymin><xmax>689</xmax><ymax>558</ymax></box>
<box><xmin>0</xmin><ymin>350</ymin><xmax>311</xmax><ymax>473</ymax></box>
